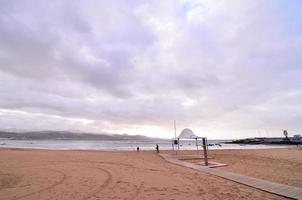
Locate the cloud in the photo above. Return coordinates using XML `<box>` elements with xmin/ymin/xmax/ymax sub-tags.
<box><xmin>0</xmin><ymin>0</ymin><xmax>302</xmax><ymax>138</ymax></box>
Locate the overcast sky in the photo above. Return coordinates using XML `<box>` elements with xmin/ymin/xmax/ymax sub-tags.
<box><xmin>0</xmin><ymin>0</ymin><xmax>302</xmax><ymax>139</ymax></box>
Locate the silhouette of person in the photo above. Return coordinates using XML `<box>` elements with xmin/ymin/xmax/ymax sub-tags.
<box><xmin>156</xmin><ymin>144</ymin><xmax>159</xmax><ymax>153</ymax></box>
<box><xmin>137</xmin><ymin>146</ymin><xmax>139</xmax><ymax>152</ymax></box>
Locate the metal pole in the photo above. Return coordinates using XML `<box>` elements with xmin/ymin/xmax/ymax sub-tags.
<box><xmin>173</xmin><ymin>120</ymin><xmax>177</xmax><ymax>154</ymax></box>
<box><xmin>174</xmin><ymin>120</ymin><xmax>177</xmax><ymax>139</ymax></box>
<box><xmin>202</xmin><ymin>137</ymin><xmax>208</xmax><ymax>166</ymax></box>
<box><xmin>172</xmin><ymin>139</ymin><xmax>174</xmax><ymax>151</ymax></box>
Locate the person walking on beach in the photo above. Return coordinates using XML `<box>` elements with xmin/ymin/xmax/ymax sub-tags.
<box><xmin>137</xmin><ymin>146</ymin><xmax>139</xmax><ymax>152</ymax></box>
<box><xmin>156</xmin><ymin>144</ymin><xmax>159</xmax><ymax>153</ymax></box>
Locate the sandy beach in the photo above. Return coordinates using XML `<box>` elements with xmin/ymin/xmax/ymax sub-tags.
<box><xmin>173</xmin><ymin>148</ymin><xmax>302</xmax><ymax>187</ymax></box>
<box><xmin>211</xmin><ymin>148</ymin><xmax>302</xmax><ymax>188</ymax></box>
<box><xmin>0</xmin><ymin>148</ymin><xmax>296</xmax><ymax>200</ymax></box>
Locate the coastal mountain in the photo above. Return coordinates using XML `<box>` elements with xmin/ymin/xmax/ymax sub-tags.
<box><xmin>0</xmin><ymin>131</ymin><xmax>160</xmax><ymax>141</ymax></box>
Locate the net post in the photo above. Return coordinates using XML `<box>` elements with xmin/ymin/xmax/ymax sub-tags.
<box><xmin>202</xmin><ymin>137</ymin><xmax>208</xmax><ymax>166</ymax></box>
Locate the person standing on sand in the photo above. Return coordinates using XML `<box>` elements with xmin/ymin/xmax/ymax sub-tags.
<box><xmin>156</xmin><ymin>144</ymin><xmax>159</xmax><ymax>153</ymax></box>
<box><xmin>137</xmin><ymin>146</ymin><xmax>139</xmax><ymax>152</ymax></box>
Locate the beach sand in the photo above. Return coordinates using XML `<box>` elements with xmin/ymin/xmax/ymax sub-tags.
<box><xmin>0</xmin><ymin>148</ymin><xmax>290</xmax><ymax>200</ymax></box>
<box><xmin>210</xmin><ymin>148</ymin><xmax>302</xmax><ymax>188</ymax></box>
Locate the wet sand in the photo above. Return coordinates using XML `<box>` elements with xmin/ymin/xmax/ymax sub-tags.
<box><xmin>0</xmin><ymin>148</ymin><xmax>288</xmax><ymax>200</ymax></box>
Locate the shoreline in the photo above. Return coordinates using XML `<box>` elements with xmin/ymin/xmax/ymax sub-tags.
<box><xmin>0</xmin><ymin>145</ymin><xmax>297</xmax><ymax>150</ymax></box>
<box><xmin>0</xmin><ymin>139</ymin><xmax>296</xmax><ymax>151</ymax></box>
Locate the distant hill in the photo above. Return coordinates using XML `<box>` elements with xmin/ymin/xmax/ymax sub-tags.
<box><xmin>0</xmin><ymin>131</ymin><xmax>160</xmax><ymax>141</ymax></box>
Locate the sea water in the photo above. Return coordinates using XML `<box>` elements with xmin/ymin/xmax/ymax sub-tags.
<box><xmin>0</xmin><ymin>139</ymin><xmax>294</xmax><ymax>151</ymax></box>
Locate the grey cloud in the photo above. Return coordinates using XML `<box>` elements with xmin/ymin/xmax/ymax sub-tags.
<box><xmin>0</xmin><ymin>0</ymin><xmax>154</xmax><ymax>97</ymax></box>
<box><xmin>1</xmin><ymin>0</ymin><xmax>302</xmax><ymax>138</ymax></box>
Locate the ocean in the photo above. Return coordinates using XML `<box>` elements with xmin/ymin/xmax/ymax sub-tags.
<box><xmin>0</xmin><ymin>139</ymin><xmax>294</xmax><ymax>151</ymax></box>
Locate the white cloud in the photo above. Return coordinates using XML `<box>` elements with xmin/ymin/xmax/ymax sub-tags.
<box><xmin>0</xmin><ymin>0</ymin><xmax>302</xmax><ymax>138</ymax></box>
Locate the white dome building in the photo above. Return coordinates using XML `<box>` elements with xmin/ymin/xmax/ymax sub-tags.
<box><xmin>178</xmin><ymin>128</ymin><xmax>197</xmax><ymax>139</ymax></box>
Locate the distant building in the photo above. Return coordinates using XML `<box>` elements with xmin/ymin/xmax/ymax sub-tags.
<box><xmin>178</xmin><ymin>128</ymin><xmax>198</xmax><ymax>139</ymax></box>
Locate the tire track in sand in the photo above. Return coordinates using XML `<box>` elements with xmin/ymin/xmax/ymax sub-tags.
<box><xmin>126</xmin><ymin>152</ymin><xmax>144</xmax><ymax>200</ymax></box>
<box><xmin>80</xmin><ymin>166</ymin><xmax>113</xmax><ymax>200</ymax></box>
<box><xmin>12</xmin><ymin>168</ymin><xmax>67</xmax><ymax>200</ymax></box>
<box><xmin>128</xmin><ymin>182</ymin><xmax>144</xmax><ymax>200</ymax></box>
<box><xmin>81</xmin><ymin>154</ymin><xmax>142</xmax><ymax>200</ymax></box>
<box><xmin>9</xmin><ymin>164</ymin><xmax>114</xmax><ymax>200</ymax></box>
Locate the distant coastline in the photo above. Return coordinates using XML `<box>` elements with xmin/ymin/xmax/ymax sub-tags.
<box><xmin>0</xmin><ymin>131</ymin><xmax>160</xmax><ymax>141</ymax></box>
